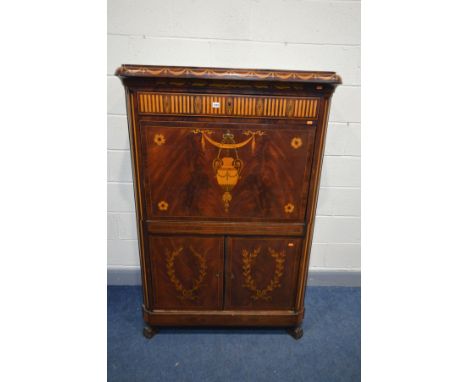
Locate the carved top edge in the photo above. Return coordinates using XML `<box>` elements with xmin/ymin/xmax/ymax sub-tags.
<box><xmin>115</xmin><ymin>65</ymin><xmax>342</xmax><ymax>85</ymax></box>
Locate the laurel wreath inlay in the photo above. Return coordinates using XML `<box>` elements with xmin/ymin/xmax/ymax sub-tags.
<box><xmin>165</xmin><ymin>247</ymin><xmax>208</xmax><ymax>301</ymax></box>
<box><xmin>241</xmin><ymin>247</ymin><xmax>286</xmax><ymax>301</ymax></box>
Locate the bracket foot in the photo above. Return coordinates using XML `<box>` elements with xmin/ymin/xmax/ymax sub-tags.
<box><xmin>287</xmin><ymin>326</ymin><xmax>304</xmax><ymax>340</ymax></box>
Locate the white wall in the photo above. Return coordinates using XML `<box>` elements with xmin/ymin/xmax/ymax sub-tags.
<box><xmin>107</xmin><ymin>0</ymin><xmax>361</xmax><ymax>276</ymax></box>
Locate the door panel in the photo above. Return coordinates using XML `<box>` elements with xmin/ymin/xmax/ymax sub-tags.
<box><xmin>140</xmin><ymin>120</ymin><xmax>315</xmax><ymax>221</ymax></box>
<box><xmin>148</xmin><ymin>236</ymin><xmax>223</xmax><ymax>310</ymax></box>
<box><xmin>225</xmin><ymin>237</ymin><xmax>302</xmax><ymax>310</ymax></box>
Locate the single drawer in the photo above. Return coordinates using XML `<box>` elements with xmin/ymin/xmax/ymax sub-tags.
<box><xmin>137</xmin><ymin>92</ymin><xmax>320</xmax><ymax>120</ymax></box>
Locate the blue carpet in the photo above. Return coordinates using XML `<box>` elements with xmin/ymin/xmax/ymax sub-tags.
<box><xmin>108</xmin><ymin>286</ymin><xmax>360</xmax><ymax>382</ymax></box>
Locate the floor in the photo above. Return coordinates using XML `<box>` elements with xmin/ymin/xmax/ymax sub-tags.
<box><xmin>108</xmin><ymin>286</ymin><xmax>360</xmax><ymax>382</ymax></box>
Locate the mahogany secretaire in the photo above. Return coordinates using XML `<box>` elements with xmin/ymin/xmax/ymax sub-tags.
<box><xmin>115</xmin><ymin>65</ymin><xmax>341</xmax><ymax>339</ymax></box>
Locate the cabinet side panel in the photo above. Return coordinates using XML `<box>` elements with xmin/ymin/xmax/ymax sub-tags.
<box><xmin>295</xmin><ymin>96</ymin><xmax>333</xmax><ymax>311</ymax></box>
<box><xmin>124</xmin><ymin>90</ymin><xmax>152</xmax><ymax>308</ymax></box>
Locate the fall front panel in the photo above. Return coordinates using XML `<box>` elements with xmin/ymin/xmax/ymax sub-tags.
<box><xmin>140</xmin><ymin>120</ymin><xmax>315</xmax><ymax>221</ymax></box>
<box><xmin>148</xmin><ymin>236</ymin><xmax>223</xmax><ymax>310</ymax></box>
<box><xmin>225</xmin><ymin>237</ymin><xmax>302</xmax><ymax>310</ymax></box>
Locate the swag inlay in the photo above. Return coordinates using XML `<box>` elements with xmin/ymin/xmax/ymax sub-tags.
<box><xmin>192</xmin><ymin>129</ymin><xmax>265</xmax><ymax>212</ymax></box>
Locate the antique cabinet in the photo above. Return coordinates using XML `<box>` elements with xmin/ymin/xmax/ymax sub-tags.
<box><xmin>115</xmin><ymin>65</ymin><xmax>341</xmax><ymax>339</ymax></box>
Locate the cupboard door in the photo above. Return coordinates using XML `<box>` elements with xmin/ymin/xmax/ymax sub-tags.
<box><xmin>148</xmin><ymin>236</ymin><xmax>223</xmax><ymax>310</ymax></box>
<box><xmin>140</xmin><ymin>120</ymin><xmax>315</xmax><ymax>221</ymax></box>
<box><xmin>225</xmin><ymin>237</ymin><xmax>302</xmax><ymax>310</ymax></box>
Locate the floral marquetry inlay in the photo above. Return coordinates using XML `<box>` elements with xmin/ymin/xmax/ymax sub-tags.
<box><xmin>158</xmin><ymin>200</ymin><xmax>169</xmax><ymax>211</ymax></box>
<box><xmin>284</xmin><ymin>203</ymin><xmax>295</xmax><ymax>214</ymax></box>
<box><xmin>291</xmin><ymin>137</ymin><xmax>303</xmax><ymax>149</ymax></box>
<box><xmin>154</xmin><ymin>134</ymin><xmax>166</xmax><ymax>146</ymax></box>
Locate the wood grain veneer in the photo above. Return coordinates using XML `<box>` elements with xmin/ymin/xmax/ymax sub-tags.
<box><xmin>116</xmin><ymin>65</ymin><xmax>341</xmax><ymax>340</ymax></box>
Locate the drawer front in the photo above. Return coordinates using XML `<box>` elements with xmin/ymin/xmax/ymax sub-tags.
<box><xmin>148</xmin><ymin>236</ymin><xmax>224</xmax><ymax>310</ymax></box>
<box><xmin>224</xmin><ymin>237</ymin><xmax>302</xmax><ymax>310</ymax></box>
<box><xmin>138</xmin><ymin>92</ymin><xmax>320</xmax><ymax>120</ymax></box>
<box><xmin>140</xmin><ymin>120</ymin><xmax>315</xmax><ymax>221</ymax></box>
